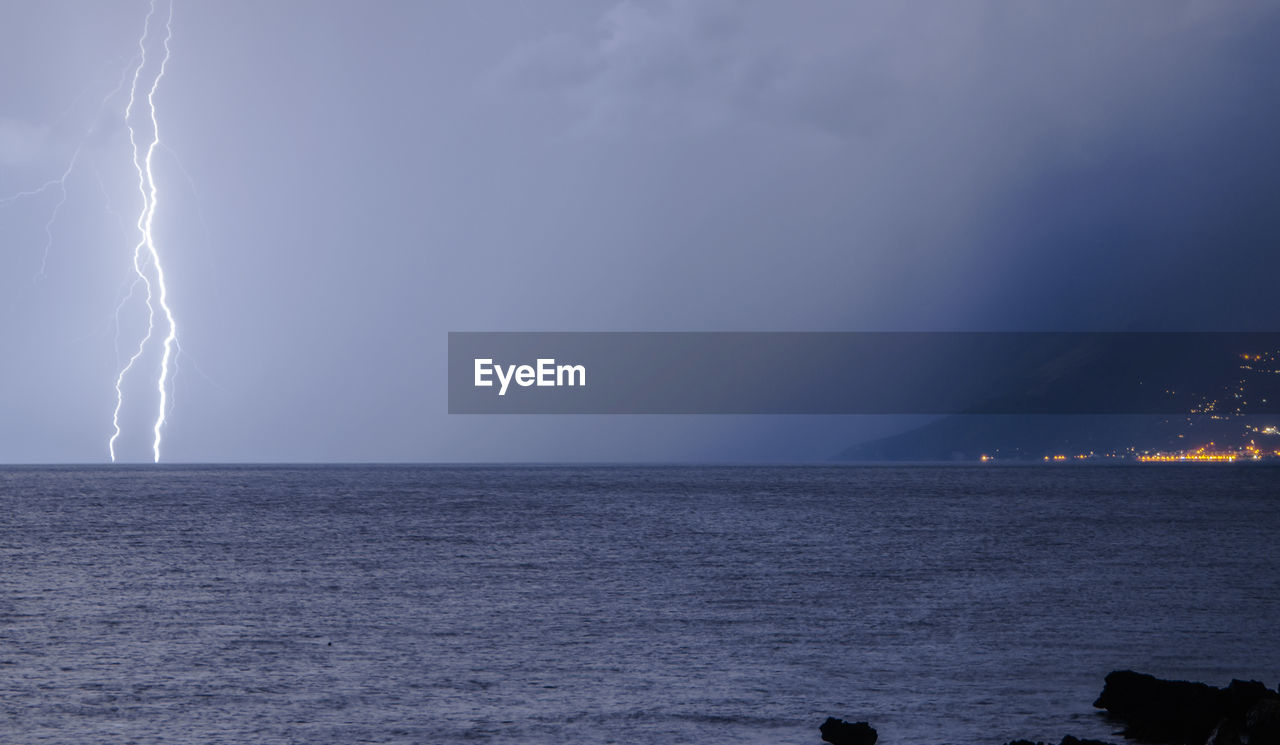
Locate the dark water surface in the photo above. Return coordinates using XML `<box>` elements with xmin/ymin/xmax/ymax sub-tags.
<box><xmin>1</xmin><ymin>465</ymin><xmax>1277</xmax><ymax>744</ymax></box>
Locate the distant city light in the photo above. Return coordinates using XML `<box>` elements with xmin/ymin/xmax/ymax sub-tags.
<box><xmin>993</xmin><ymin>349</ymin><xmax>1280</xmax><ymax>464</ymax></box>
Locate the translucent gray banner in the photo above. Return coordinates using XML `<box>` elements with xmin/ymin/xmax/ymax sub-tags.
<box><xmin>447</xmin><ymin>332</ymin><xmax>1280</xmax><ymax>414</ymax></box>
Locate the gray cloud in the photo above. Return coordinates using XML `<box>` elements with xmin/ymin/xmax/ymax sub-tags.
<box><xmin>0</xmin><ymin>118</ymin><xmax>49</xmax><ymax>166</ymax></box>
<box><xmin>497</xmin><ymin>2</ymin><xmax>1272</xmax><ymax>143</ymax></box>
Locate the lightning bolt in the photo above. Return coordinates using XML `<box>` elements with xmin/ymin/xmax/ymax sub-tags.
<box><xmin>0</xmin><ymin>0</ymin><xmax>186</xmax><ymax>463</ymax></box>
<box><xmin>109</xmin><ymin>0</ymin><xmax>178</xmax><ymax>463</ymax></box>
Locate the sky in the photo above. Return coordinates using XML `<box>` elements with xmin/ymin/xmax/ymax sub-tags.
<box><xmin>2</xmin><ymin>0</ymin><xmax>1279</xmax><ymax>463</ymax></box>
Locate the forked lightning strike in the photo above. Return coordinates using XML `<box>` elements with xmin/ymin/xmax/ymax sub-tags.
<box><xmin>0</xmin><ymin>1</ymin><xmax>183</xmax><ymax>462</ymax></box>
<box><xmin>110</xmin><ymin>0</ymin><xmax>179</xmax><ymax>463</ymax></box>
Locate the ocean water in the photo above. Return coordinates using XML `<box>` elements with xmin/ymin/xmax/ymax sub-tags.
<box><xmin>0</xmin><ymin>465</ymin><xmax>1277</xmax><ymax>745</ymax></box>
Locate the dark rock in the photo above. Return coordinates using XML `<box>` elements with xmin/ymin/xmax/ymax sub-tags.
<box><xmin>1208</xmin><ymin>717</ymin><xmax>1243</xmax><ymax>745</ymax></box>
<box><xmin>1246</xmin><ymin>698</ymin><xmax>1280</xmax><ymax>745</ymax></box>
<box><xmin>1222</xmin><ymin>679</ymin><xmax>1273</xmax><ymax>722</ymax></box>
<box><xmin>1094</xmin><ymin>670</ymin><xmax>1230</xmax><ymax>745</ymax></box>
<box><xmin>1094</xmin><ymin>671</ymin><xmax>1280</xmax><ymax>745</ymax></box>
<box><xmin>819</xmin><ymin>717</ymin><xmax>877</xmax><ymax>745</ymax></box>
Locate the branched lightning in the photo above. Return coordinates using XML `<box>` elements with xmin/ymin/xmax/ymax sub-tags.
<box><xmin>0</xmin><ymin>0</ymin><xmax>186</xmax><ymax>463</ymax></box>
<box><xmin>0</xmin><ymin>59</ymin><xmax>132</xmax><ymax>279</ymax></box>
<box><xmin>109</xmin><ymin>0</ymin><xmax>178</xmax><ymax>463</ymax></box>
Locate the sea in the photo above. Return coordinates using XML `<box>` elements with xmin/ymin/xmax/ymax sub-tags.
<box><xmin>1</xmin><ymin>464</ymin><xmax>1277</xmax><ymax>745</ymax></box>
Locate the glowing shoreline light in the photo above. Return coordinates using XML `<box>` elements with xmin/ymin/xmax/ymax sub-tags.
<box><xmin>982</xmin><ymin>350</ymin><xmax>1280</xmax><ymax>464</ymax></box>
<box><xmin>1136</xmin><ymin>453</ymin><xmax>1240</xmax><ymax>463</ymax></box>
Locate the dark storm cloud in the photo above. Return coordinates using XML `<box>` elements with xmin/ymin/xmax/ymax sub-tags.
<box><xmin>492</xmin><ymin>1</ymin><xmax>1280</xmax><ymax>328</ymax></box>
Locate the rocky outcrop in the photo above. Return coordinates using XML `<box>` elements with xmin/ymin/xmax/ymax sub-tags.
<box><xmin>818</xmin><ymin>672</ymin><xmax>1279</xmax><ymax>745</ymax></box>
<box><xmin>819</xmin><ymin>717</ymin><xmax>877</xmax><ymax>745</ymax></box>
<box><xmin>1093</xmin><ymin>670</ymin><xmax>1280</xmax><ymax>745</ymax></box>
